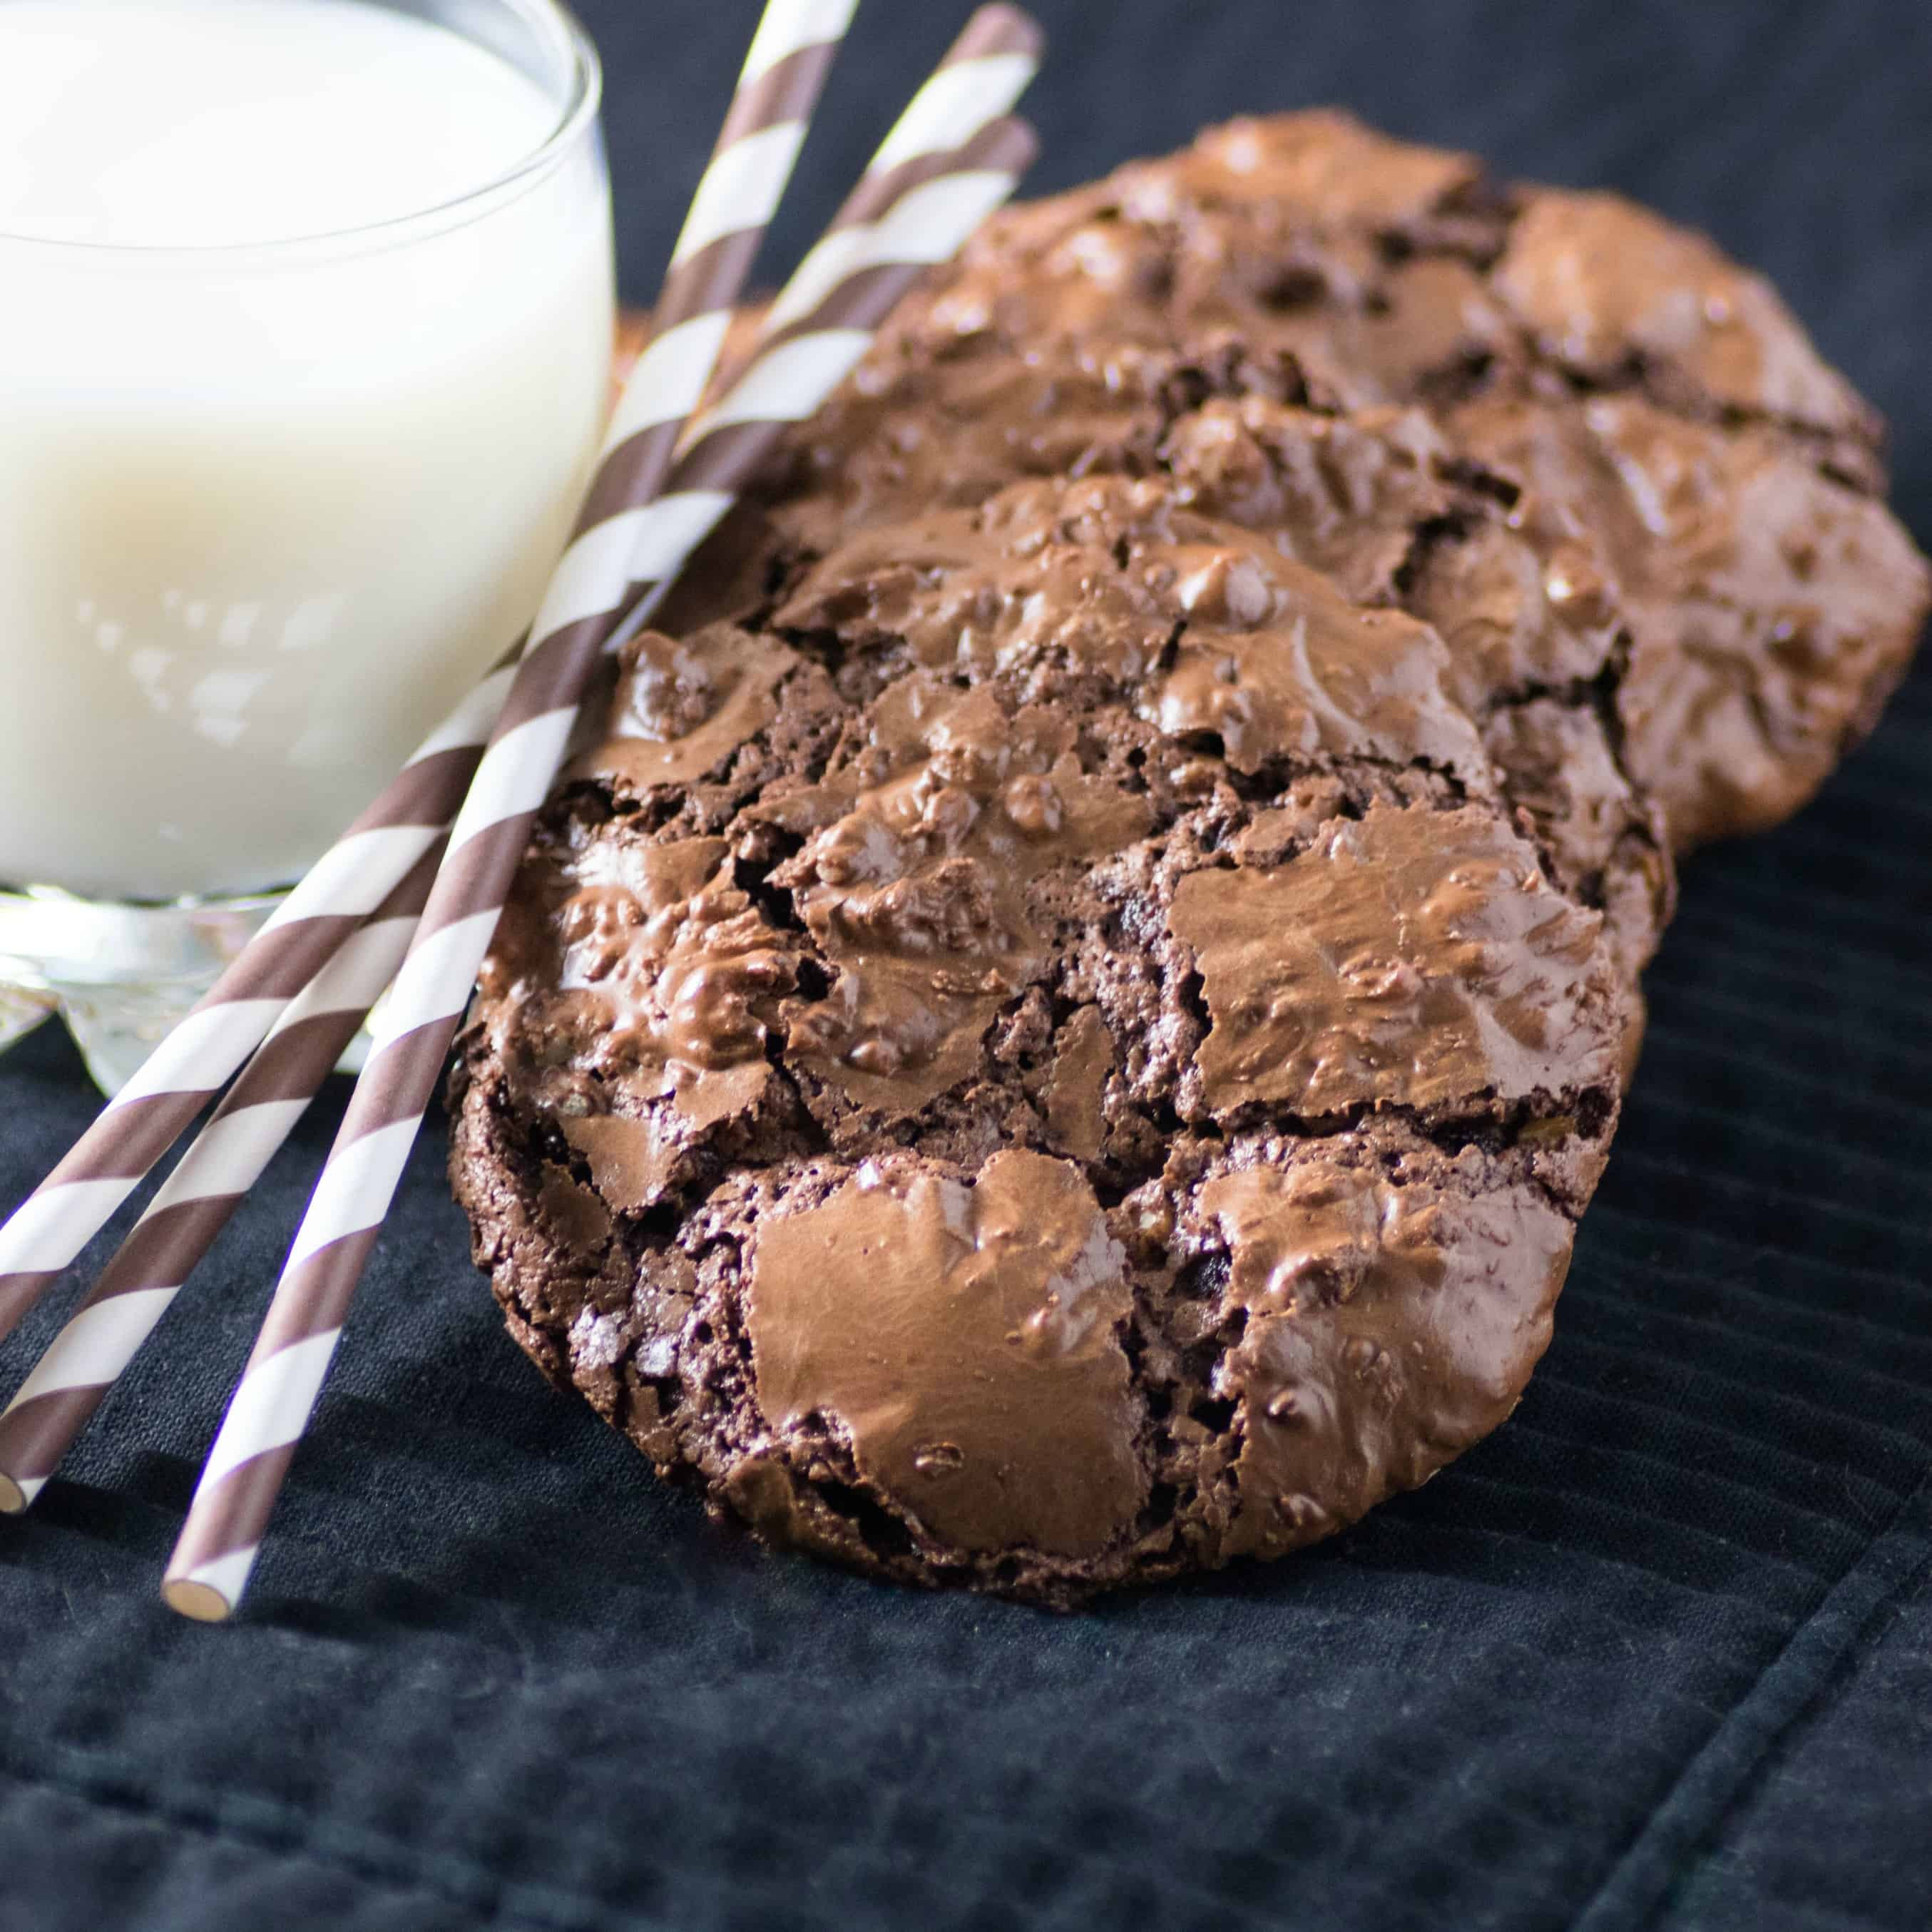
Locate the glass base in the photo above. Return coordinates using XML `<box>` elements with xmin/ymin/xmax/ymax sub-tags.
<box><xmin>0</xmin><ymin>884</ymin><xmax>367</xmax><ymax>1095</ymax></box>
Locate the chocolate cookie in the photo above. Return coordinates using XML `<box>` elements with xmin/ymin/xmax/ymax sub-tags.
<box><xmin>682</xmin><ymin>111</ymin><xmax>1925</xmax><ymax>869</ymax></box>
<box><xmin>451</xmin><ymin>114</ymin><xmax>1924</xmax><ymax>1605</ymax></box>
<box><xmin>453</xmin><ymin>471</ymin><xmax>1629</xmax><ymax>1604</ymax></box>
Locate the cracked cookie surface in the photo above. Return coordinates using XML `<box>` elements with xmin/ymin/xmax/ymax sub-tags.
<box><xmin>681</xmin><ymin>110</ymin><xmax>1925</xmax><ymax>873</ymax></box>
<box><xmin>451</xmin><ymin>112</ymin><xmax>1923</xmax><ymax>1604</ymax></box>
<box><xmin>454</xmin><ymin>469</ymin><xmax>1625</xmax><ymax>1604</ymax></box>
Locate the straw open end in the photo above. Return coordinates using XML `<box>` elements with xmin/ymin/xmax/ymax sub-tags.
<box><xmin>162</xmin><ymin>1578</ymin><xmax>234</xmax><ymax>1622</ymax></box>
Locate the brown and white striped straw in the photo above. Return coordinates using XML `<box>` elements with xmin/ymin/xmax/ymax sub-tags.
<box><xmin>587</xmin><ymin>0</ymin><xmax>858</xmax><ymax>523</ymax></box>
<box><xmin>163</xmin><ymin>101</ymin><xmax>1043</xmax><ymax>1616</ymax></box>
<box><xmin>758</xmin><ymin>2</ymin><xmax>1042</xmax><ymax>334</ymax></box>
<box><xmin>0</xmin><ymin>674</ymin><xmax>502</xmax><ymax>1345</ymax></box>
<box><xmin>0</xmin><ymin>0</ymin><xmax>854</xmax><ymax>1354</ymax></box>
<box><xmin>0</xmin><ymin>1</ymin><xmax>1036</xmax><ymax>1497</ymax></box>
<box><xmin>0</xmin><ymin>847</ymin><xmax>444</xmax><ymax>1513</ymax></box>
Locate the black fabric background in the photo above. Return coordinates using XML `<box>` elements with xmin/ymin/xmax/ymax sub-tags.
<box><xmin>4</xmin><ymin>3</ymin><xmax>1931</xmax><ymax>1926</ymax></box>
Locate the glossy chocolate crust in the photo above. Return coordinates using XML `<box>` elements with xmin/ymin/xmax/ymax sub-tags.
<box><xmin>702</xmin><ymin>110</ymin><xmax>1927</xmax><ymax>861</ymax></box>
<box><xmin>452</xmin><ymin>459</ymin><xmax>1629</xmax><ymax>1605</ymax></box>
<box><xmin>451</xmin><ymin>113</ymin><xmax>1922</xmax><ymax>1605</ymax></box>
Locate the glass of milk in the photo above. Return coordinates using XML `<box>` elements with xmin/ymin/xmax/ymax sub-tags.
<box><xmin>0</xmin><ymin>0</ymin><xmax>615</xmax><ymax>1089</ymax></box>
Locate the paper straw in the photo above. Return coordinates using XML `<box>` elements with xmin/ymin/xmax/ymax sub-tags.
<box><xmin>162</xmin><ymin>110</ymin><xmax>1040</xmax><ymax>1622</ymax></box>
<box><xmin>0</xmin><ymin>683</ymin><xmax>498</xmax><ymax>1345</ymax></box>
<box><xmin>0</xmin><ymin>845</ymin><xmax>444</xmax><ymax>1512</ymax></box>
<box><xmin>0</xmin><ymin>2</ymin><xmax>1040</xmax><ymax>1504</ymax></box>
<box><xmin>760</xmin><ymin>2</ymin><xmax>1041</xmax><ymax>335</ymax></box>
<box><xmin>0</xmin><ymin>0</ymin><xmax>855</xmax><ymax>1349</ymax></box>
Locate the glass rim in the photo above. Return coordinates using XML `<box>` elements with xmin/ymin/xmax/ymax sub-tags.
<box><xmin>0</xmin><ymin>0</ymin><xmax>604</xmax><ymax>260</ymax></box>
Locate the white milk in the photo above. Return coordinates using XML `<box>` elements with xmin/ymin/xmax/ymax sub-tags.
<box><xmin>0</xmin><ymin>0</ymin><xmax>614</xmax><ymax>898</ymax></box>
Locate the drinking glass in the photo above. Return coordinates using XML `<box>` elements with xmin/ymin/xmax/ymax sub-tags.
<box><xmin>0</xmin><ymin>0</ymin><xmax>615</xmax><ymax>1090</ymax></box>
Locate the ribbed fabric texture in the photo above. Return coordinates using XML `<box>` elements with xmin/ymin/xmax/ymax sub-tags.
<box><xmin>1</xmin><ymin>2</ymin><xmax>1928</xmax><ymax>1926</ymax></box>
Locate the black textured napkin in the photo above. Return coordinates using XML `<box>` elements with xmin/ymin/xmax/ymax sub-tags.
<box><xmin>4</xmin><ymin>4</ymin><xmax>1929</xmax><ymax>1928</ymax></box>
